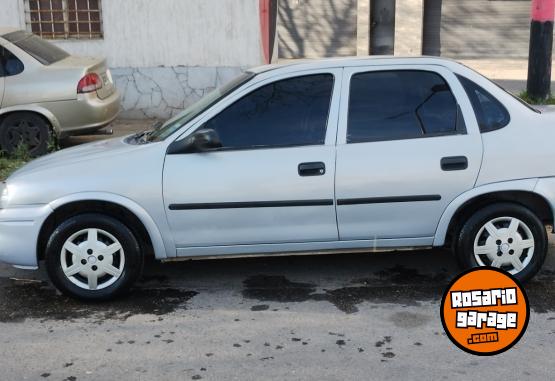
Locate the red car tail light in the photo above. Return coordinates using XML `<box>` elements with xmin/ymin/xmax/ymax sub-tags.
<box><xmin>77</xmin><ymin>73</ymin><xmax>102</xmax><ymax>93</ymax></box>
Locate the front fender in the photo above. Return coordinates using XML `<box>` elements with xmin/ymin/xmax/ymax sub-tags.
<box><xmin>433</xmin><ymin>178</ymin><xmax>540</xmax><ymax>246</ymax></box>
<box><xmin>48</xmin><ymin>192</ymin><xmax>171</xmax><ymax>260</ymax></box>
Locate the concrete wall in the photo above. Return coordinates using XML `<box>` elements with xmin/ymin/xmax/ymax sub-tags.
<box><xmin>0</xmin><ymin>0</ymin><xmax>263</xmax><ymax>118</ymax></box>
<box><xmin>394</xmin><ymin>0</ymin><xmax>423</xmax><ymax>56</ymax></box>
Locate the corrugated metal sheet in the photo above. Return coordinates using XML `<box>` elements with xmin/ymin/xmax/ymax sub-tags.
<box><xmin>278</xmin><ymin>0</ymin><xmax>358</xmax><ymax>58</ymax></box>
<box><xmin>425</xmin><ymin>0</ymin><xmax>533</xmax><ymax>59</ymax></box>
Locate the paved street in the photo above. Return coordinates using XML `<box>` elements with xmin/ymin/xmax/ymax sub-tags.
<box><xmin>0</xmin><ymin>241</ymin><xmax>554</xmax><ymax>380</ymax></box>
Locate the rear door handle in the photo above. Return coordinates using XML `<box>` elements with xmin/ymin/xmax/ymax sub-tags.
<box><xmin>441</xmin><ymin>156</ymin><xmax>468</xmax><ymax>171</ymax></box>
<box><xmin>298</xmin><ymin>162</ymin><xmax>326</xmax><ymax>176</ymax></box>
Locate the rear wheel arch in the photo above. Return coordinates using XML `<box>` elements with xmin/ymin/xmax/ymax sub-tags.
<box><xmin>0</xmin><ymin>108</ymin><xmax>60</xmax><ymax>135</ymax></box>
<box><xmin>37</xmin><ymin>200</ymin><xmax>157</xmax><ymax>263</ymax></box>
<box><xmin>443</xmin><ymin>190</ymin><xmax>552</xmax><ymax>247</ymax></box>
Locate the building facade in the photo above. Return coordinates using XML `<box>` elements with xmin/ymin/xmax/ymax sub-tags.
<box><xmin>278</xmin><ymin>0</ymin><xmax>536</xmax><ymax>59</ymax></box>
<box><xmin>0</xmin><ymin>0</ymin><xmax>544</xmax><ymax>118</ymax></box>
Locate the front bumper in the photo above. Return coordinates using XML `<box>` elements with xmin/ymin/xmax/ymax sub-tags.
<box><xmin>0</xmin><ymin>204</ymin><xmax>53</xmax><ymax>268</ymax></box>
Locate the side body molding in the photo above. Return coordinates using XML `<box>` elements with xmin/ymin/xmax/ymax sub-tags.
<box><xmin>433</xmin><ymin>178</ymin><xmax>540</xmax><ymax>246</ymax></box>
<box><xmin>48</xmin><ymin>192</ymin><xmax>170</xmax><ymax>259</ymax></box>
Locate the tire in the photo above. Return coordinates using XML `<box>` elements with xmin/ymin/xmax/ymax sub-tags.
<box><xmin>455</xmin><ymin>202</ymin><xmax>547</xmax><ymax>283</ymax></box>
<box><xmin>45</xmin><ymin>213</ymin><xmax>144</xmax><ymax>301</ymax></box>
<box><xmin>0</xmin><ymin>112</ymin><xmax>50</xmax><ymax>157</ymax></box>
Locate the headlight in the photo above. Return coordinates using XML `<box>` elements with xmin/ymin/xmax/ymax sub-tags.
<box><xmin>0</xmin><ymin>182</ymin><xmax>8</xmax><ymax>209</ymax></box>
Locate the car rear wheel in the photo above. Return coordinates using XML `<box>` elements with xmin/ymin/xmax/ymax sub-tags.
<box><xmin>45</xmin><ymin>213</ymin><xmax>143</xmax><ymax>301</ymax></box>
<box><xmin>455</xmin><ymin>202</ymin><xmax>547</xmax><ymax>283</ymax></box>
<box><xmin>0</xmin><ymin>112</ymin><xmax>50</xmax><ymax>156</ymax></box>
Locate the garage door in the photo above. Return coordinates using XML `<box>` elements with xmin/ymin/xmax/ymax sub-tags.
<box><xmin>278</xmin><ymin>0</ymin><xmax>358</xmax><ymax>59</ymax></box>
<box><xmin>423</xmin><ymin>0</ymin><xmax>532</xmax><ymax>59</ymax></box>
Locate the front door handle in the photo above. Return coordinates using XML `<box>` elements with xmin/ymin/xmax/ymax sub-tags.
<box><xmin>298</xmin><ymin>162</ymin><xmax>326</xmax><ymax>177</ymax></box>
<box><xmin>441</xmin><ymin>156</ymin><xmax>468</xmax><ymax>171</ymax></box>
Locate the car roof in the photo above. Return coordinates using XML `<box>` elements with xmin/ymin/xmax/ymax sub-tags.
<box><xmin>248</xmin><ymin>56</ymin><xmax>462</xmax><ymax>74</ymax></box>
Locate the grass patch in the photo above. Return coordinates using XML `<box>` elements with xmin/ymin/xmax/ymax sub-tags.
<box><xmin>0</xmin><ymin>156</ymin><xmax>27</xmax><ymax>181</ymax></box>
<box><xmin>0</xmin><ymin>134</ymin><xmax>61</xmax><ymax>181</ymax></box>
<box><xmin>0</xmin><ymin>144</ymin><xmax>31</xmax><ymax>181</ymax></box>
<box><xmin>518</xmin><ymin>91</ymin><xmax>555</xmax><ymax>105</ymax></box>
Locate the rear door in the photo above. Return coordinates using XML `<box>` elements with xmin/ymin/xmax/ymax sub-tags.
<box><xmin>335</xmin><ymin>65</ymin><xmax>483</xmax><ymax>243</ymax></box>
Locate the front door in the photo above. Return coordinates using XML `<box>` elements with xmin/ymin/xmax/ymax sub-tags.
<box><xmin>335</xmin><ymin>66</ymin><xmax>483</xmax><ymax>243</ymax></box>
<box><xmin>163</xmin><ymin>69</ymin><xmax>342</xmax><ymax>253</ymax></box>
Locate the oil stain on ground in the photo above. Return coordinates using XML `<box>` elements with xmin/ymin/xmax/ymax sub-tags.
<box><xmin>0</xmin><ymin>277</ymin><xmax>198</xmax><ymax>323</ymax></box>
<box><xmin>242</xmin><ymin>265</ymin><xmax>555</xmax><ymax>314</ymax></box>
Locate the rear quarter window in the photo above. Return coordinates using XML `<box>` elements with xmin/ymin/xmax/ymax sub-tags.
<box><xmin>0</xmin><ymin>46</ymin><xmax>24</xmax><ymax>77</ymax></box>
<box><xmin>457</xmin><ymin>75</ymin><xmax>510</xmax><ymax>133</ymax></box>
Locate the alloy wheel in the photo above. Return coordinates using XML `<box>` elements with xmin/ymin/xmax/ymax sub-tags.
<box><xmin>473</xmin><ymin>216</ymin><xmax>535</xmax><ymax>275</ymax></box>
<box><xmin>60</xmin><ymin>228</ymin><xmax>125</xmax><ymax>291</ymax></box>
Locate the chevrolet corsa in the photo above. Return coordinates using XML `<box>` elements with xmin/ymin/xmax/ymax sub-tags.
<box><xmin>1</xmin><ymin>57</ymin><xmax>553</xmax><ymax>300</ymax></box>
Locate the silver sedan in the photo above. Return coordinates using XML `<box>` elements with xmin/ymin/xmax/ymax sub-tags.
<box><xmin>0</xmin><ymin>56</ymin><xmax>553</xmax><ymax>300</ymax></box>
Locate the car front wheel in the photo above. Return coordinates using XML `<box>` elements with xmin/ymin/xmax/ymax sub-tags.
<box><xmin>455</xmin><ymin>202</ymin><xmax>547</xmax><ymax>283</ymax></box>
<box><xmin>45</xmin><ymin>213</ymin><xmax>143</xmax><ymax>301</ymax></box>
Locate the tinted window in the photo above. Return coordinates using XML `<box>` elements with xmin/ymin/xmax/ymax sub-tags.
<box><xmin>457</xmin><ymin>75</ymin><xmax>510</xmax><ymax>132</ymax></box>
<box><xmin>148</xmin><ymin>72</ymin><xmax>255</xmax><ymax>142</ymax></box>
<box><xmin>2</xmin><ymin>31</ymin><xmax>69</xmax><ymax>65</ymax></box>
<box><xmin>347</xmin><ymin>71</ymin><xmax>461</xmax><ymax>143</ymax></box>
<box><xmin>202</xmin><ymin>74</ymin><xmax>334</xmax><ymax>149</ymax></box>
<box><xmin>0</xmin><ymin>46</ymin><xmax>24</xmax><ymax>77</ymax></box>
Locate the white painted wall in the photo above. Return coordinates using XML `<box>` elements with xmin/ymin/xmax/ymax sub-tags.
<box><xmin>0</xmin><ymin>0</ymin><xmax>263</xmax><ymax>68</ymax></box>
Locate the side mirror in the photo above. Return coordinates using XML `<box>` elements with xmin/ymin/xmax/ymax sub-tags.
<box><xmin>167</xmin><ymin>128</ymin><xmax>223</xmax><ymax>154</ymax></box>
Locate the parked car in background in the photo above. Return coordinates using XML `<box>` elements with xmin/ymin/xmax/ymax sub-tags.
<box><xmin>0</xmin><ymin>28</ymin><xmax>120</xmax><ymax>156</ymax></box>
<box><xmin>0</xmin><ymin>56</ymin><xmax>553</xmax><ymax>300</ymax></box>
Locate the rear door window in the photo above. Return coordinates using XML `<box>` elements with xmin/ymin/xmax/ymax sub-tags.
<box><xmin>347</xmin><ymin>70</ymin><xmax>463</xmax><ymax>143</ymax></box>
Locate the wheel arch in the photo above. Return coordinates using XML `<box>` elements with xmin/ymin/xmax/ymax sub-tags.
<box><xmin>0</xmin><ymin>105</ymin><xmax>61</xmax><ymax>135</ymax></box>
<box><xmin>38</xmin><ymin>193</ymin><xmax>169</xmax><ymax>262</ymax></box>
<box><xmin>434</xmin><ymin>179</ymin><xmax>553</xmax><ymax>247</ymax></box>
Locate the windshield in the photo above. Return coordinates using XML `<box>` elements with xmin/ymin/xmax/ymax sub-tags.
<box><xmin>147</xmin><ymin>72</ymin><xmax>256</xmax><ymax>142</ymax></box>
<box><xmin>2</xmin><ymin>30</ymin><xmax>70</xmax><ymax>65</ymax></box>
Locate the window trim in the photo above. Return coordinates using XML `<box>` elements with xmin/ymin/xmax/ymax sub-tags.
<box><xmin>456</xmin><ymin>74</ymin><xmax>511</xmax><ymax>133</ymax></box>
<box><xmin>185</xmin><ymin>73</ymin><xmax>337</xmax><ymax>153</ymax></box>
<box><xmin>345</xmin><ymin>69</ymin><xmax>467</xmax><ymax>145</ymax></box>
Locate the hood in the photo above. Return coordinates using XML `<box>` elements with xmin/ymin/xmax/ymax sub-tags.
<box><xmin>9</xmin><ymin>136</ymin><xmax>144</xmax><ymax>179</ymax></box>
